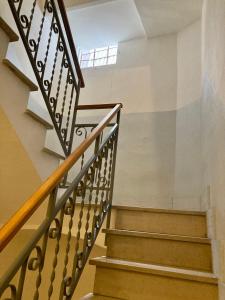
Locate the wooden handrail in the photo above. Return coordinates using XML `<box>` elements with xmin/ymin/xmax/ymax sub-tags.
<box><xmin>0</xmin><ymin>104</ymin><xmax>122</xmax><ymax>251</ymax></box>
<box><xmin>57</xmin><ymin>0</ymin><xmax>85</xmax><ymax>88</ymax></box>
<box><xmin>77</xmin><ymin>103</ymin><xmax>123</xmax><ymax>110</ymax></box>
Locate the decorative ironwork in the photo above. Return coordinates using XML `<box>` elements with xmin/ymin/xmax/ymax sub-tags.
<box><xmin>0</xmin><ymin>108</ymin><xmax>121</xmax><ymax>300</ymax></box>
<box><xmin>8</xmin><ymin>0</ymin><xmax>84</xmax><ymax>156</ymax></box>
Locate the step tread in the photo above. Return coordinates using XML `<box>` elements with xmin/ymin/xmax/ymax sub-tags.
<box><xmin>113</xmin><ymin>205</ymin><xmax>206</xmax><ymax>216</ymax></box>
<box><xmin>80</xmin><ymin>293</ymin><xmax>122</xmax><ymax>299</ymax></box>
<box><xmin>103</xmin><ymin>229</ymin><xmax>211</xmax><ymax>244</ymax></box>
<box><xmin>90</xmin><ymin>257</ymin><xmax>218</xmax><ymax>284</ymax></box>
<box><xmin>2</xmin><ymin>58</ymin><xmax>38</xmax><ymax>91</ymax></box>
<box><xmin>0</xmin><ymin>16</ymin><xmax>19</xmax><ymax>42</ymax></box>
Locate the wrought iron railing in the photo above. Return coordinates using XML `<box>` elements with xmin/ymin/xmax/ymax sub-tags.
<box><xmin>8</xmin><ymin>0</ymin><xmax>85</xmax><ymax>156</ymax></box>
<box><xmin>0</xmin><ymin>103</ymin><xmax>122</xmax><ymax>299</ymax></box>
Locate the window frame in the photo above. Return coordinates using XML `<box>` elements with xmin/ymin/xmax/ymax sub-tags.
<box><xmin>79</xmin><ymin>45</ymin><xmax>118</xmax><ymax>69</ymax></box>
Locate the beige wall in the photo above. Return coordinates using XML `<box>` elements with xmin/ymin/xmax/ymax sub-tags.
<box><xmin>0</xmin><ymin>106</ymin><xmax>42</xmax><ymax>223</ymax></box>
<box><xmin>174</xmin><ymin>20</ymin><xmax>202</xmax><ymax>210</ymax></box>
<box><xmin>201</xmin><ymin>0</ymin><xmax>225</xmax><ymax>298</ymax></box>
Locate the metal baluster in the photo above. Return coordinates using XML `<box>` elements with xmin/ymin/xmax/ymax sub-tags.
<box><xmin>54</xmin><ymin>52</ymin><xmax>65</xmax><ymax>128</ymax></box>
<box><xmin>0</xmin><ymin>284</ymin><xmax>17</xmax><ymax>299</ymax></box>
<box><xmin>32</xmin><ymin>188</ymin><xmax>58</xmax><ymax>300</ymax></box>
<box><xmin>59</xmin><ymin>68</ymin><xmax>70</xmax><ymax>131</ymax></box>
<box><xmin>16</xmin><ymin>0</ymin><xmax>24</xmax><ymax>15</ymax></box>
<box><xmin>47</xmin><ymin>189</ymin><xmax>65</xmax><ymax>299</ymax></box>
<box><xmin>106</xmin><ymin>114</ymin><xmax>120</xmax><ymax>232</ymax></box>
<box><xmin>63</xmin><ymin>174</ymin><xmax>88</xmax><ymax>297</ymax></box>
<box><xmin>98</xmin><ymin>146</ymin><xmax>109</xmax><ymax>222</ymax></box>
<box><xmin>105</xmin><ymin>139</ymin><xmax>114</xmax><ymax>205</ymax></box>
<box><xmin>61</xmin><ymin>190</ymin><xmax>76</xmax><ymax>284</ymax></box>
<box><xmin>75</xmin><ymin>126</ymin><xmax>88</xmax><ymax>170</ymax></box>
<box><xmin>26</xmin><ymin>0</ymin><xmax>37</xmax><ymax>39</ymax></box>
<box><xmin>34</xmin><ymin>0</ymin><xmax>48</xmax><ymax>61</ymax></box>
<box><xmin>47</xmin><ymin>210</ymin><xmax>64</xmax><ymax>300</ymax></box>
<box><xmin>67</xmin><ymin>82</ymin><xmax>81</xmax><ymax>154</ymax></box>
<box><xmin>92</xmin><ymin>140</ymin><xmax>103</xmax><ymax>237</ymax></box>
<box><xmin>48</xmin><ymin>35</ymin><xmax>60</xmax><ymax>100</ymax></box>
<box><xmin>16</xmin><ymin>258</ymin><xmax>28</xmax><ymax>299</ymax></box>
<box><xmin>65</xmin><ymin>83</ymin><xmax>75</xmax><ymax>142</ymax></box>
<box><xmin>41</xmin><ymin>15</ymin><xmax>55</xmax><ymax>83</ymax></box>
<box><xmin>82</xmin><ymin>166</ymin><xmax>95</xmax><ymax>258</ymax></box>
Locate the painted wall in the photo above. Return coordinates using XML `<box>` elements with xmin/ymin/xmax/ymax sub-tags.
<box><xmin>0</xmin><ymin>106</ymin><xmax>42</xmax><ymax>223</ymax></box>
<box><xmin>174</xmin><ymin>20</ymin><xmax>202</xmax><ymax>210</ymax></box>
<box><xmin>80</xmin><ymin>35</ymin><xmax>177</xmax><ymax>113</ymax></box>
<box><xmin>79</xmin><ymin>35</ymin><xmax>178</xmax><ymax>208</ymax></box>
<box><xmin>201</xmin><ymin>0</ymin><xmax>225</xmax><ymax>297</ymax></box>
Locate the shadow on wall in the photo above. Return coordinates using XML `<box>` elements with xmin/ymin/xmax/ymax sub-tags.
<box><xmin>114</xmin><ymin>110</ymin><xmax>177</xmax><ymax>209</ymax></box>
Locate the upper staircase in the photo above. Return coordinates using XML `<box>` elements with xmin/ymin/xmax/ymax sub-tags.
<box><xmin>82</xmin><ymin>206</ymin><xmax>218</xmax><ymax>300</ymax></box>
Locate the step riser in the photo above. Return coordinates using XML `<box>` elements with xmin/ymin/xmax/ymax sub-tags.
<box><xmin>115</xmin><ymin>210</ymin><xmax>207</xmax><ymax>237</ymax></box>
<box><xmin>106</xmin><ymin>234</ymin><xmax>212</xmax><ymax>272</ymax></box>
<box><xmin>94</xmin><ymin>266</ymin><xmax>218</xmax><ymax>300</ymax></box>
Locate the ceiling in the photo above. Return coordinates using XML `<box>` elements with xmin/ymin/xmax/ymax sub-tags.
<box><xmin>134</xmin><ymin>0</ymin><xmax>203</xmax><ymax>38</ymax></box>
<box><xmin>67</xmin><ymin>0</ymin><xmax>203</xmax><ymax>49</ymax></box>
<box><xmin>68</xmin><ymin>0</ymin><xmax>145</xmax><ymax>50</ymax></box>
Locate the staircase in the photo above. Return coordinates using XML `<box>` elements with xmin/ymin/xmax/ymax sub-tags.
<box><xmin>82</xmin><ymin>206</ymin><xmax>218</xmax><ymax>300</ymax></box>
<box><xmin>0</xmin><ymin>14</ymin><xmax>63</xmax><ymax>183</ymax></box>
<box><xmin>0</xmin><ymin>1</ymin><xmax>220</xmax><ymax>300</ymax></box>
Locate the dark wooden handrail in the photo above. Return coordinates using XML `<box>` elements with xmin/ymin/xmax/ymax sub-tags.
<box><xmin>77</xmin><ymin>103</ymin><xmax>123</xmax><ymax>110</ymax></box>
<box><xmin>0</xmin><ymin>104</ymin><xmax>122</xmax><ymax>251</ymax></box>
<box><xmin>57</xmin><ymin>0</ymin><xmax>85</xmax><ymax>88</ymax></box>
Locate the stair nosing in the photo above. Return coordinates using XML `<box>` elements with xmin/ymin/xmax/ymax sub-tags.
<box><xmin>90</xmin><ymin>257</ymin><xmax>218</xmax><ymax>285</ymax></box>
<box><xmin>42</xmin><ymin>146</ymin><xmax>65</xmax><ymax>159</ymax></box>
<box><xmin>25</xmin><ymin>109</ymin><xmax>53</xmax><ymax>129</ymax></box>
<box><xmin>103</xmin><ymin>229</ymin><xmax>211</xmax><ymax>244</ymax></box>
<box><xmin>81</xmin><ymin>293</ymin><xmax>123</xmax><ymax>300</ymax></box>
<box><xmin>113</xmin><ymin>205</ymin><xmax>206</xmax><ymax>216</ymax></box>
<box><xmin>3</xmin><ymin>58</ymin><xmax>38</xmax><ymax>91</ymax></box>
<box><xmin>0</xmin><ymin>16</ymin><xmax>19</xmax><ymax>42</ymax></box>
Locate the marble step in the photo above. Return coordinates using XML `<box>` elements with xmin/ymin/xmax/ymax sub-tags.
<box><xmin>104</xmin><ymin>229</ymin><xmax>212</xmax><ymax>272</ymax></box>
<box><xmin>90</xmin><ymin>257</ymin><xmax>218</xmax><ymax>300</ymax></box>
<box><xmin>113</xmin><ymin>205</ymin><xmax>207</xmax><ymax>237</ymax></box>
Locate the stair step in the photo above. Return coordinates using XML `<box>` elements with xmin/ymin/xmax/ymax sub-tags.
<box><xmin>43</xmin><ymin>146</ymin><xmax>65</xmax><ymax>160</ymax></box>
<box><xmin>114</xmin><ymin>205</ymin><xmax>207</xmax><ymax>237</ymax></box>
<box><xmin>44</xmin><ymin>129</ymin><xmax>65</xmax><ymax>159</ymax></box>
<box><xmin>0</xmin><ymin>16</ymin><xmax>19</xmax><ymax>42</ymax></box>
<box><xmin>104</xmin><ymin>229</ymin><xmax>212</xmax><ymax>272</ymax></box>
<box><xmin>26</xmin><ymin>96</ymin><xmax>53</xmax><ymax>129</ymax></box>
<box><xmin>2</xmin><ymin>58</ymin><xmax>38</xmax><ymax>91</ymax></box>
<box><xmin>80</xmin><ymin>293</ymin><xmax>122</xmax><ymax>299</ymax></box>
<box><xmin>90</xmin><ymin>257</ymin><xmax>218</xmax><ymax>300</ymax></box>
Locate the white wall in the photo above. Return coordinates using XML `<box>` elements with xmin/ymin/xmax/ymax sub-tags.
<box><xmin>80</xmin><ymin>35</ymin><xmax>177</xmax><ymax>113</ymax></box>
<box><xmin>174</xmin><ymin>20</ymin><xmax>202</xmax><ymax>210</ymax></box>
<box><xmin>79</xmin><ymin>34</ymin><xmax>178</xmax><ymax>208</ymax></box>
<box><xmin>201</xmin><ymin>0</ymin><xmax>225</xmax><ymax>297</ymax></box>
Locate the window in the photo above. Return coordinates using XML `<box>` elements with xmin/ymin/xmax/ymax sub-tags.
<box><xmin>79</xmin><ymin>45</ymin><xmax>118</xmax><ymax>69</ymax></box>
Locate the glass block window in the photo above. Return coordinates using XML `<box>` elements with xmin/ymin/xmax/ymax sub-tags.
<box><xmin>79</xmin><ymin>45</ymin><xmax>118</xmax><ymax>69</ymax></box>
